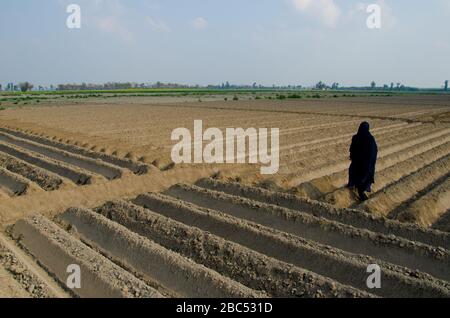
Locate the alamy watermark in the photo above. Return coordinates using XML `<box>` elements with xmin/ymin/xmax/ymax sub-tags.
<box><xmin>66</xmin><ymin>4</ymin><xmax>81</xmax><ymax>29</ymax></box>
<box><xmin>171</xmin><ymin>120</ymin><xmax>280</xmax><ymax>175</ymax></box>
<box><xmin>366</xmin><ymin>264</ymin><xmax>381</xmax><ymax>289</ymax></box>
<box><xmin>66</xmin><ymin>264</ymin><xmax>81</xmax><ymax>289</ymax></box>
<box><xmin>66</xmin><ymin>3</ymin><xmax>381</xmax><ymax>30</ymax></box>
<box><xmin>366</xmin><ymin>4</ymin><xmax>382</xmax><ymax>29</ymax></box>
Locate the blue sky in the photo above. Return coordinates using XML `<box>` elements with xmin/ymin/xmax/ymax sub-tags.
<box><xmin>0</xmin><ymin>0</ymin><xmax>449</xmax><ymax>88</ymax></box>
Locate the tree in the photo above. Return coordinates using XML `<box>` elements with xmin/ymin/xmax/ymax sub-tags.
<box><xmin>445</xmin><ymin>80</ymin><xmax>449</xmax><ymax>91</ymax></box>
<box><xmin>315</xmin><ymin>81</ymin><xmax>327</xmax><ymax>90</ymax></box>
<box><xmin>19</xmin><ymin>82</ymin><xmax>33</xmax><ymax>92</ymax></box>
<box><xmin>370</xmin><ymin>81</ymin><xmax>376</xmax><ymax>89</ymax></box>
<box><xmin>0</xmin><ymin>84</ymin><xmax>2</xmax><ymax>91</ymax></box>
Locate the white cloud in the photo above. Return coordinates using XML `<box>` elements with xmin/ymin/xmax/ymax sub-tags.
<box><xmin>91</xmin><ymin>0</ymin><xmax>125</xmax><ymax>15</ymax></box>
<box><xmin>146</xmin><ymin>17</ymin><xmax>171</xmax><ymax>32</ymax></box>
<box><xmin>292</xmin><ymin>0</ymin><xmax>341</xmax><ymax>27</ymax></box>
<box><xmin>293</xmin><ymin>0</ymin><xmax>312</xmax><ymax>11</ymax></box>
<box><xmin>95</xmin><ymin>16</ymin><xmax>134</xmax><ymax>42</ymax></box>
<box><xmin>87</xmin><ymin>0</ymin><xmax>135</xmax><ymax>42</ymax></box>
<box><xmin>348</xmin><ymin>2</ymin><xmax>367</xmax><ymax>16</ymax></box>
<box><xmin>192</xmin><ymin>17</ymin><xmax>208</xmax><ymax>30</ymax></box>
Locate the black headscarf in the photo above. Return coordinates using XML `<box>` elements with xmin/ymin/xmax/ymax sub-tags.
<box><xmin>348</xmin><ymin>122</ymin><xmax>378</xmax><ymax>191</ymax></box>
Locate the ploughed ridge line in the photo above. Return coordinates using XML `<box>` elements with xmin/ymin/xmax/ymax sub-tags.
<box><xmin>163</xmin><ymin>103</ymin><xmax>433</xmax><ymax>124</ymax></box>
<box><xmin>4</xmin><ymin>179</ymin><xmax>450</xmax><ymax>298</ymax></box>
<box><xmin>0</xmin><ymin>100</ymin><xmax>448</xmax><ymax>298</ymax></box>
<box><xmin>0</xmin><ymin>127</ymin><xmax>152</xmax><ymax>198</ymax></box>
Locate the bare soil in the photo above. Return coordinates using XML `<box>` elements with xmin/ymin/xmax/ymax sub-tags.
<box><xmin>0</xmin><ymin>95</ymin><xmax>449</xmax><ymax>298</ymax></box>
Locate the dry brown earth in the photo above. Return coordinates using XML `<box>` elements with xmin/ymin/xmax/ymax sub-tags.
<box><xmin>0</xmin><ymin>94</ymin><xmax>449</xmax><ymax>298</ymax></box>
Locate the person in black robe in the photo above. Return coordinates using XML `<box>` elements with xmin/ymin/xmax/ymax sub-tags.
<box><xmin>348</xmin><ymin>122</ymin><xmax>378</xmax><ymax>201</ymax></box>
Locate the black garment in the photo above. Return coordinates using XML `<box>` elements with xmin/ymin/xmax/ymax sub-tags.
<box><xmin>348</xmin><ymin>122</ymin><xmax>378</xmax><ymax>198</ymax></box>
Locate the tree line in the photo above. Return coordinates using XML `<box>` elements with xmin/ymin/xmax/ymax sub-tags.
<box><xmin>1</xmin><ymin>81</ymin><xmax>449</xmax><ymax>92</ymax></box>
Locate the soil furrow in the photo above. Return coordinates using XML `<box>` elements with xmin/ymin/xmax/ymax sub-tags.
<box><xmin>0</xmin><ymin>153</ymin><xmax>64</xmax><ymax>191</ymax></box>
<box><xmin>324</xmin><ymin>141</ymin><xmax>450</xmax><ymax>208</ymax></box>
<box><xmin>433</xmin><ymin>209</ymin><xmax>450</xmax><ymax>233</ymax></box>
<box><xmin>280</xmin><ymin>122</ymin><xmax>409</xmax><ymax>154</ymax></box>
<box><xmin>0</xmin><ymin>265</ymin><xmax>30</xmax><ymax>298</ymax></box>
<box><xmin>281</xmin><ymin>124</ymin><xmax>442</xmax><ymax>172</ymax></box>
<box><xmin>105</xmin><ymin>199</ymin><xmax>378</xmax><ymax>298</ymax></box>
<box><xmin>282</xmin><ymin>127</ymin><xmax>450</xmax><ymax>187</ymax></box>
<box><xmin>295</xmin><ymin>134</ymin><xmax>450</xmax><ymax>200</ymax></box>
<box><xmin>0</xmin><ymin>142</ymin><xmax>93</xmax><ymax>185</ymax></box>
<box><xmin>131</xmin><ymin>193</ymin><xmax>450</xmax><ymax>297</ymax></box>
<box><xmin>0</xmin><ymin>233</ymin><xmax>69</xmax><ymax>298</ymax></box>
<box><xmin>0</xmin><ymin>131</ymin><xmax>126</xmax><ymax>180</ymax></box>
<box><xmin>195</xmin><ymin>178</ymin><xmax>450</xmax><ymax>250</ymax></box>
<box><xmin>165</xmin><ymin>184</ymin><xmax>450</xmax><ymax>281</ymax></box>
<box><xmin>0</xmin><ymin>168</ymin><xmax>41</xmax><ymax>196</ymax></box>
<box><xmin>12</xmin><ymin>214</ymin><xmax>163</xmax><ymax>298</ymax></box>
<box><xmin>60</xmin><ymin>207</ymin><xmax>265</xmax><ymax>298</ymax></box>
<box><xmin>0</xmin><ymin>127</ymin><xmax>150</xmax><ymax>174</ymax></box>
<box><xmin>395</xmin><ymin>175</ymin><xmax>450</xmax><ymax>227</ymax></box>
<box><xmin>360</xmin><ymin>155</ymin><xmax>450</xmax><ymax>217</ymax></box>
